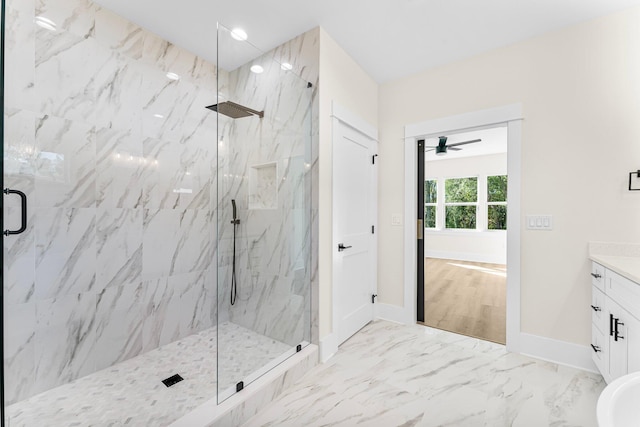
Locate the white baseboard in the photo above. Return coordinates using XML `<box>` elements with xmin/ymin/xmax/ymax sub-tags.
<box><xmin>426</xmin><ymin>250</ymin><xmax>506</xmax><ymax>265</ymax></box>
<box><xmin>375</xmin><ymin>302</ymin><xmax>412</xmax><ymax>325</ymax></box>
<box><xmin>319</xmin><ymin>333</ymin><xmax>339</xmax><ymax>363</ymax></box>
<box><xmin>519</xmin><ymin>333</ymin><xmax>598</xmax><ymax>373</ymax></box>
<box><xmin>373</xmin><ymin>303</ymin><xmax>596</xmax><ymax>374</ymax></box>
<box><xmin>325</xmin><ymin>317</ymin><xmax>596</xmax><ymax>374</ymax></box>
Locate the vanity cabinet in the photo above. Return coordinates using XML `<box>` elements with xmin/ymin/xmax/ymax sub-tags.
<box><xmin>591</xmin><ymin>261</ymin><xmax>640</xmax><ymax>384</ymax></box>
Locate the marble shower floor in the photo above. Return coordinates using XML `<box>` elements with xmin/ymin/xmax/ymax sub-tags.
<box><xmin>6</xmin><ymin>322</ymin><xmax>290</xmax><ymax>427</ymax></box>
<box><xmin>244</xmin><ymin>320</ymin><xmax>606</xmax><ymax>427</ymax></box>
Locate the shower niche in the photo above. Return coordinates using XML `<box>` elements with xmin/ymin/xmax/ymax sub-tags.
<box><xmin>249</xmin><ymin>162</ymin><xmax>278</xmax><ymax>210</ymax></box>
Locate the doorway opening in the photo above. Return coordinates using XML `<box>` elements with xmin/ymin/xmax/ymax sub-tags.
<box><xmin>403</xmin><ymin>104</ymin><xmax>522</xmax><ymax>352</ymax></box>
<box><xmin>418</xmin><ymin>126</ymin><xmax>508</xmax><ymax>344</ymax></box>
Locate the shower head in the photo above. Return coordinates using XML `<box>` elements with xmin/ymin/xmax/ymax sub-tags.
<box><xmin>206</xmin><ymin>101</ymin><xmax>264</xmax><ymax>119</ymax></box>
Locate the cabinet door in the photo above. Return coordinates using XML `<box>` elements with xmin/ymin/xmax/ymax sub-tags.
<box><xmin>607</xmin><ymin>298</ymin><xmax>629</xmax><ymax>381</ymax></box>
<box><xmin>626</xmin><ymin>309</ymin><xmax>640</xmax><ymax>374</ymax></box>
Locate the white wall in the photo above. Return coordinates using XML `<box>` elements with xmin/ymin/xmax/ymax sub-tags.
<box><xmin>318</xmin><ymin>28</ymin><xmax>378</xmax><ymax>339</ymax></box>
<box><xmin>378</xmin><ymin>7</ymin><xmax>640</xmax><ymax>346</ymax></box>
<box><xmin>425</xmin><ymin>153</ymin><xmax>507</xmax><ymax>264</ymax></box>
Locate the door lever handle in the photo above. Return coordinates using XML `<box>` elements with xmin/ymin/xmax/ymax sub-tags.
<box><xmin>338</xmin><ymin>243</ymin><xmax>352</xmax><ymax>252</ymax></box>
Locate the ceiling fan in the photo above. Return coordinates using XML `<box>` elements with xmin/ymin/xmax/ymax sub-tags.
<box><xmin>425</xmin><ymin>136</ymin><xmax>481</xmax><ymax>156</ymax></box>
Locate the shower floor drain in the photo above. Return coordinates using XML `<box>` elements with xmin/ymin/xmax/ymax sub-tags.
<box><xmin>162</xmin><ymin>374</ymin><xmax>184</xmax><ymax>387</ymax></box>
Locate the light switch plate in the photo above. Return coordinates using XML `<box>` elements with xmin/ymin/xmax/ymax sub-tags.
<box><xmin>526</xmin><ymin>215</ymin><xmax>553</xmax><ymax>230</ymax></box>
<box><xmin>391</xmin><ymin>214</ymin><xmax>402</xmax><ymax>226</ymax></box>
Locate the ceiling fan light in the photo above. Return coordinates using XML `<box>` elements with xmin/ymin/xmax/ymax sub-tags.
<box><xmin>435</xmin><ymin>145</ymin><xmax>447</xmax><ymax>155</ymax></box>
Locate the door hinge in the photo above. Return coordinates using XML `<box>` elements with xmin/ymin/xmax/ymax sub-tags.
<box><xmin>372</xmin><ymin>154</ymin><xmax>378</xmax><ymax>164</ymax></box>
<box><xmin>371</xmin><ymin>294</ymin><xmax>378</xmax><ymax>304</ymax></box>
<box><xmin>371</xmin><ymin>225</ymin><xmax>375</xmax><ymax>234</ymax></box>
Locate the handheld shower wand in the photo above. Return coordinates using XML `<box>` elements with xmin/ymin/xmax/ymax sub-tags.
<box><xmin>230</xmin><ymin>199</ymin><xmax>239</xmax><ymax>305</ymax></box>
<box><xmin>231</xmin><ymin>199</ymin><xmax>238</xmax><ymax>224</ymax></box>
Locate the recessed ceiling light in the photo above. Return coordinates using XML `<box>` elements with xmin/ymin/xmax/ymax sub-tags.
<box><xmin>166</xmin><ymin>72</ymin><xmax>180</xmax><ymax>81</ymax></box>
<box><xmin>153</xmin><ymin>113</ymin><xmax>164</xmax><ymax>119</ymax></box>
<box><xmin>250</xmin><ymin>65</ymin><xmax>264</xmax><ymax>74</ymax></box>
<box><xmin>35</xmin><ymin>16</ymin><xmax>57</xmax><ymax>31</ymax></box>
<box><xmin>281</xmin><ymin>62</ymin><xmax>293</xmax><ymax>71</ymax></box>
<box><xmin>230</xmin><ymin>28</ymin><xmax>248</xmax><ymax>41</ymax></box>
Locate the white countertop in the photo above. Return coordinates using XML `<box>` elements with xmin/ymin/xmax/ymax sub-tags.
<box><xmin>591</xmin><ymin>254</ymin><xmax>640</xmax><ymax>284</ymax></box>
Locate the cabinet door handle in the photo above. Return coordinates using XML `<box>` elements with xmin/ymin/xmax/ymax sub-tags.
<box><xmin>610</xmin><ymin>313</ymin><xmax>615</xmax><ymax>336</ymax></box>
<box><xmin>615</xmin><ymin>319</ymin><xmax>625</xmax><ymax>341</ymax></box>
<box><xmin>590</xmin><ymin>305</ymin><xmax>601</xmax><ymax>312</ymax></box>
<box><xmin>590</xmin><ymin>344</ymin><xmax>601</xmax><ymax>353</ymax></box>
<box><xmin>591</xmin><ymin>272</ymin><xmax>602</xmax><ymax>279</ymax></box>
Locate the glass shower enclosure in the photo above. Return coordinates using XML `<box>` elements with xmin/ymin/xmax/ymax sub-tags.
<box><xmin>215</xmin><ymin>24</ymin><xmax>312</xmax><ymax>402</ymax></box>
<box><xmin>1</xmin><ymin>0</ymin><xmax>312</xmax><ymax>423</ymax></box>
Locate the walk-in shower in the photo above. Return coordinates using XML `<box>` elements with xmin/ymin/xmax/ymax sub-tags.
<box><xmin>2</xmin><ymin>1</ymin><xmax>313</xmax><ymax>423</ymax></box>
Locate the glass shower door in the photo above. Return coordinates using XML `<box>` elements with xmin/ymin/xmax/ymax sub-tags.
<box><xmin>216</xmin><ymin>24</ymin><xmax>312</xmax><ymax>402</ymax></box>
<box><xmin>3</xmin><ymin>0</ymin><xmax>219</xmax><ymax>424</ymax></box>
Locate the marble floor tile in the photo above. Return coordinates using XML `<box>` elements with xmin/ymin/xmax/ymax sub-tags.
<box><xmin>243</xmin><ymin>321</ymin><xmax>605</xmax><ymax>427</ymax></box>
<box><xmin>6</xmin><ymin>322</ymin><xmax>290</xmax><ymax>427</ymax></box>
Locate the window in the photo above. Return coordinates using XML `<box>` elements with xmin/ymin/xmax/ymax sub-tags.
<box><xmin>445</xmin><ymin>177</ymin><xmax>477</xmax><ymax>229</ymax></box>
<box><xmin>425</xmin><ymin>174</ymin><xmax>507</xmax><ymax>231</ymax></box>
<box><xmin>424</xmin><ymin>180</ymin><xmax>437</xmax><ymax>228</ymax></box>
<box><xmin>487</xmin><ymin>175</ymin><xmax>507</xmax><ymax>230</ymax></box>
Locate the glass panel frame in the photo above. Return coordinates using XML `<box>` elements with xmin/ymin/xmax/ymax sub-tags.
<box><xmin>216</xmin><ymin>23</ymin><xmax>312</xmax><ymax>403</ymax></box>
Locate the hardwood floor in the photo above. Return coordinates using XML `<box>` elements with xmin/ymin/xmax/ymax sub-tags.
<box><xmin>423</xmin><ymin>258</ymin><xmax>506</xmax><ymax>344</ymax></box>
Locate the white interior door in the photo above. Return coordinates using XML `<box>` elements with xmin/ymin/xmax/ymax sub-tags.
<box><xmin>332</xmin><ymin>115</ymin><xmax>377</xmax><ymax>346</ymax></box>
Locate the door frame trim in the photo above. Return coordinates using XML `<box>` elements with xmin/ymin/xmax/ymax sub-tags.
<box><xmin>403</xmin><ymin>104</ymin><xmax>523</xmax><ymax>353</ymax></box>
<box><xmin>1</xmin><ymin>0</ymin><xmax>7</xmax><ymax>422</ymax></box>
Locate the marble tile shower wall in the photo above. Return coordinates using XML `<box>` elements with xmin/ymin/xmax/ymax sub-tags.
<box><xmin>217</xmin><ymin>30</ymin><xmax>319</xmax><ymax>347</ymax></box>
<box><xmin>3</xmin><ymin>0</ymin><xmax>218</xmax><ymax>404</ymax></box>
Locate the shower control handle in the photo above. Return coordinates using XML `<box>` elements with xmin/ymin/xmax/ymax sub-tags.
<box><xmin>338</xmin><ymin>243</ymin><xmax>352</xmax><ymax>252</ymax></box>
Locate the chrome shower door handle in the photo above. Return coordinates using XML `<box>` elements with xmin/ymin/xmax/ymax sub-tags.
<box><xmin>4</xmin><ymin>188</ymin><xmax>28</xmax><ymax>236</ymax></box>
<box><xmin>338</xmin><ymin>243</ymin><xmax>352</xmax><ymax>252</ymax></box>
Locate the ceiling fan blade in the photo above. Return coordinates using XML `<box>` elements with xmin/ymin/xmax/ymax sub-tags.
<box><xmin>425</xmin><ymin>148</ymin><xmax>435</xmax><ymax>152</ymax></box>
<box><xmin>424</xmin><ymin>146</ymin><xmax>438</xmax><ymax>148</ymax></box>
<box><xmin>449</xmin><ymin>147</ymin><xmax>462</xmax><ymax>151</ymax></box>
<box><xmin>446</xmin><ymin>138</ymin><xmax>481</xmax><ymax>147</ymax></box>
